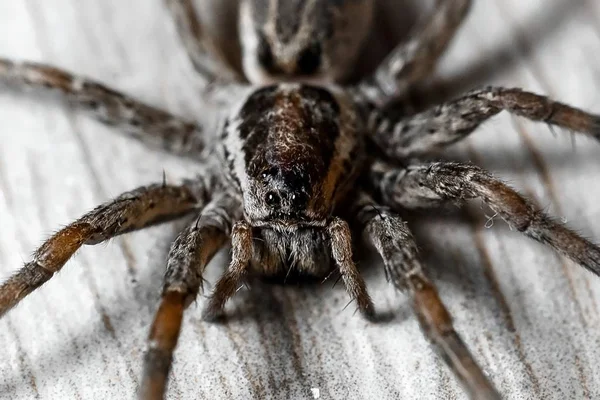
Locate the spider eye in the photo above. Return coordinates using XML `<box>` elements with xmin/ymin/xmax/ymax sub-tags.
<box><xmin>289</xmin><ymin>192</ymin><xmax>301</xmax><ymax>207</ymax></box>
<box><xmin>296</xmin><ymin>42</ymin><xmax>321</xmax><ymax>75</ymax></box>
<box><xmin>265</xmin><ymin>191</ymin><xmax>281</xmax><ymax>207</ymax></box>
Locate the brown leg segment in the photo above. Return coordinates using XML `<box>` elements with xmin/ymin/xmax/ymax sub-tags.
<box><xmin>353</xmin><ymin>193</ymin><xmax>500</xmax><ymax>400</ymax></box>
<box><xmin>408</xmin><ymin>274</ymin><xmax>499</xmax><ymax>399</ymax></box>
<box><xmin>141</xmin><ymin>291</ymin><xmax>185</xmax><ymax>400</ymax></box>
<box><xmin>139</xmin><ymin>193</ymin><xmax>240</xmax><ymax>400</ymax></box>
<box><xmin>0</xmin><ymin>180</ymin><xmax>209</xmax><ymax>318</ymax></box>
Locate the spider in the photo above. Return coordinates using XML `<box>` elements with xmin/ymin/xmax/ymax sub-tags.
<box><xmin>1</xmin><ymin>0</ymin><xmax>600</xmax><ymax>399</ymax></box>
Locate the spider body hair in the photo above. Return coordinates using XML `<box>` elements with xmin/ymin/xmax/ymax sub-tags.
<box><xmin>218</xmin><ymin>83</ymin><xmax>362</xmax><ymax>279</ymax></box>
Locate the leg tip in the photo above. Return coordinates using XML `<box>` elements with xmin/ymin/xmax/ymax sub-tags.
<box><xmin>201</xmin><ymin>303</ymin><xmax>226</xmax><ymax>322</ymax></box>
<box><xmin>591</xmin><ymin>115</ymin><xmax>600</xmax><ymax>139</ymax></box>
<box><xmin>361</xmin><ymin>301</ymin><xmax>379</xmax><ymax>322</ymax></box>
<box><xmin>366</xmin><ymin>309</ymin><xmax>397</xmax><ymax>323</ymax></box>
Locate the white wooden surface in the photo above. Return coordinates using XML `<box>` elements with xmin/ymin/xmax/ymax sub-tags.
<box><xmin>1</xmin><ymin>1</ymin><xmax>600</xmax><ymax>399</ymax></box>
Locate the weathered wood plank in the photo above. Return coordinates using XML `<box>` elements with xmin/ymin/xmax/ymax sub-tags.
<box><xmin>0</xmin><ymin>1</ymin><xmax>599</xmax><ymax>399</ymax></box>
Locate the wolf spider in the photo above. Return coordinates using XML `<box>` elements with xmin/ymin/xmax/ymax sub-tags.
<box><xmin>1</xmin><ymin>0</ymin><xmax>600</xmax><ymax>399</ymax></box>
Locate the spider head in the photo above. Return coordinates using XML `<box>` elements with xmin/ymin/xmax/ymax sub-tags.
<box><xmin>242</xmin><ymin>165</ymin><xmax>322</xmax><ymax>227</ymax></box>
<box><xmin>238</xmin><ymin>0</ymin><xmax>374</xmax><ymax>84</ymax></box>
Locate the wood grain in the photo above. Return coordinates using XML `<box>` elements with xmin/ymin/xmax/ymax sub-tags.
<box><xmin>1</xmin><ymin>0</ymin><xmax>600</xmax><ymax>399</ymax></box>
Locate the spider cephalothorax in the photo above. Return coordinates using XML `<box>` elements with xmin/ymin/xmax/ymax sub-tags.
<box><xmin>224</xmin><ymin>84</ymin><xmax>362</xmax><ymax>224</ymax></box>
<box><xmin>1</xmin><ymin>1</ymin><xmax>600</xmax><ymax>400</ymax></box>
<box><xmin>203</xmin><ymin>83</ymin><xmax>371</xmax><ymax>308</ymax></box>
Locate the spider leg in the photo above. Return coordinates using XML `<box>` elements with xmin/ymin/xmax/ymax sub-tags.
<box><xmin>165</xmin><ymin>0</ymin><xmax>241</xmax><ymax>83</ymax></box>
<box><xmin>369</xmin><ymin>86</ymin><xmax>600</xmax><ymax>159</ymax></box>
<box><xmin>0</xmin><ymin>177</ymin><xmax>212</xmax><ymax>318</ymax></box>
<box><xmin>0</xmin><ymin>58</ymin><xmax>206</xmax><ymax>157</ymax></box>
<box><xmin>352</xmin><ymin>193</ymin><xmax>500</xmax><ymax>400</ymax></box>
<box><xmin>202</xmin><ymin>217</ymin><xmax>375</xmax><ymax>320</ymax></box>
<box><xmin>358</xmin><ymin>0</ymin><xmax>472</xmax><ymax>104</ymax></box>
<box><xmin>369</xmin><ymin>161</ymin><xmax>600</xmax><ymax>276</ymax></box>
<box><xmin>201</xmin><ymin>220</ymin><xmax>253</xmax><ymax>321</ymax></box>
<box><xmin>140</xmin><ymin>192</ymin><xmax>240</xmax><ymax>400</ymax></box>
<box><xmin>328</xmin><ymin>217</ymin><xmax>375</xmax><ymax>319</ymax></box>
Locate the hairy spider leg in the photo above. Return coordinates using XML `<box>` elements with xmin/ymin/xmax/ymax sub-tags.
<box><xmin>359</xmin><ymin>0</ymin><xmax>472</xmax><ymax>104</ymax></box>
<box><xmin>140</xmin><ymin>192</ymin><xmax>240</xmax><ymax>400</ymax></box>
<box><xmin>0</xmin><ymin>58</ymin><xmax>206</xmax><ymax>157</ymax></box>
<box><xmin>353</xmin><ymin>193</ymin><xmax>501</xmax><ymax>399</ymax></box>
<box><xmin>370</xmin><ymin>161</ymin><xmax>600</xmax><ymax>277</ymax></box>
<box><xmin>0</xmin><ymin>179</ymin><xmax>211</xmax><ymax>317</ymax></box>
<box><xmin>367</xmin><ymin>86</ymin><xmax>600</xmax><ymax>159</ymax></box>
